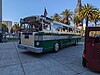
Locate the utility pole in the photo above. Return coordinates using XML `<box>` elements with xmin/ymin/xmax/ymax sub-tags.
<box><xmin>0</xmin><ymin>0</ymin><xmax>2</xmax><ymax>24</ymax></box>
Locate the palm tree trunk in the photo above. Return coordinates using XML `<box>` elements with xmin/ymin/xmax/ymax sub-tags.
<box><xmin>86</xmin><ymin>17</ymin><xmax>88</xmax><ymax>27</ymax></box>
<box><xmin>74</xmin><ymin>23</ymin><xmax>77</xmax><ymax>29</ymax></box>
<box><xmin>94</xmin><ymin>20</ymin><xmax>96</xmax><ymax>27</ymax></box>
<box><xmin>66</xmin><ymin>18</ymin><xmax>69</xmax><ymax>25</ymax></box>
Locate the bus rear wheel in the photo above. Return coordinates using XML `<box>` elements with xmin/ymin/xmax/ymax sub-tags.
<box><xmin>54</xmin><ymin>43</ymin><xmax>59</xmax><ymax>53</ymax></box>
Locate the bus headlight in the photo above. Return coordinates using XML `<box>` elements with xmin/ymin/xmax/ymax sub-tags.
<box><xmin>36</xmin><ymin>42</ymin><xmax>40</xmax><ymax>46</ymax></box>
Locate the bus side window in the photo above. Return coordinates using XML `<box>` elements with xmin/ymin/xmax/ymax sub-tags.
<box><xmin>62</xmin><ymin>26</ymin><xmax>66</xmax><ymax>32</ymax></box>
<box><xmin>44</xmin><ymin>24</ymin><xmax>51</xmax><ymax>31</ymax></box>
<box><xmin>69</xmin><ymin>28</ymin><xmax>72</xmax><ymax>32</ymax></box>
<box><xmin>65</xmin><ymin>27</ymin><xmax>68</xmax><ymax>32</ymax></box>
<box><xmin>39</xmin><ymin>24</ymin><xmax>42</xmax><ymax>31</ymax></box>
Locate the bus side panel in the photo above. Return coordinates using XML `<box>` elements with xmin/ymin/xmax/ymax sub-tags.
<box><xmin>60</xmin><ymin>39</ymin><xmax>71</xmax><ymax>48</ymax></box>
<box><xmin>77</xmin><ymin>37</ymin><xmax>81</xmax><ymax>43</ymax></box>
<box><xmin>59</xmin><ymin>34</ymin><xmax>80</xmax><ymax>48</ymax></box>
<box><xmin>34</xmin><ymin>33</ymin><xmax>82</xmax><ymax>52</ymax></box>
<box><xmin>71</xmin><ymin>38</ymin><xmax>77</xmax><ymax>44</ymax></box>
<box><xmin>34</xmin><ymin>40</ymin><xmax>59</xmax><ymax>52</ymax></box>
<box><xmin>34</xmin><ymin>33</ymin><xmax>60</xmax><ymax>52</ymax></box>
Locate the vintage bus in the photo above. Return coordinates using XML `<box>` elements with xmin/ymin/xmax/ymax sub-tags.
<box><xmin>82</xmin><ymin>26</ymin><xmax>100</xmax><ymax>72</ymax></box>
<box><xmin>18</xmin><ymin>15</ymin><xmax>81</xmax><ymax>53</ymax></box>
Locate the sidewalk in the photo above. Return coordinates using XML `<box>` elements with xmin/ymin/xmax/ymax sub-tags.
<box><xmin>0</xmin><ymin>42</ymin><xmax>99</xmax><ymax>75</ymax></box>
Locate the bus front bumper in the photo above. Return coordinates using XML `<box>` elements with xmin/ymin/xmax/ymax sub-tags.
<box><xmin>17</xmin><ymin>44</ymin><xmax>43</xmax><ymax>53</ymax></box>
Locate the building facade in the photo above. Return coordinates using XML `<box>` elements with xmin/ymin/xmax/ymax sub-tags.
<box><xmin>0</xmin><ymin>0</ymin><xmax>2</xmax><ymax>24</ymax></box>
<box><xmin>2</xmin><ymin>21</ymin><xmax>12</xmax><ymax>33</ymax></box>
<box><xmin>74</xmin><ymin>0</ymin><xmax>83</xmax><ymax>28</ymax></box>
<box><xmin>74</xmin><ymin>0</ymin><xmax>82</xmax><ymax>16</ymax></box>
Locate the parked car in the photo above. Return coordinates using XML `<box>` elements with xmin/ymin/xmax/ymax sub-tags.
<box><xmin>82</xmin><ymin>26</ymin><xmax>100</xmax><ymax>72</ymax></box>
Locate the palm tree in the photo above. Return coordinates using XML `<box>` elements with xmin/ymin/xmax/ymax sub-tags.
<box><xmin>12</xmin><ymin>24</ymin><xmax>20</xmax><ymax>36</ymax></box>
<box><xmin>12</xmin><ymin>24</ymin><xmax>20</xmax><ymax>31</ymax></box>
<box><xmin>53</xmin><ymin>13</ymin><xmax>61</xmax><ymax>22</ymax></box>
<box><xmin>91</xmin><ymin>9</ymin><xmax>100</xmax><ymax>26</ymax></box>
<box><xmin>73</xmin><ymin>16</ymin><xmax>82</xmax><ymax>28</ymax></box>
<box><xmin>79</xmin><ymin>3</ymin><xmax>98</xmax><ymax>27</ymax></box>
<box><xmin>61</xmin><ymin>9</ymin><xmax>73</xmax><ymax>25</ymax></box>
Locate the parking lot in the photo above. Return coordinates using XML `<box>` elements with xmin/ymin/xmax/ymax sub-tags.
<box><xmin>0</xmin><ymin>42</ymin><xmax>99</xmax><ymax>75</ymax></box>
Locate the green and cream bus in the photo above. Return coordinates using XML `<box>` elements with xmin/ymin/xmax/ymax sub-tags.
<box><xmin>18</xmin><ymin>15</ymin><xmax>81</xmax><ymax>53</ymax></box>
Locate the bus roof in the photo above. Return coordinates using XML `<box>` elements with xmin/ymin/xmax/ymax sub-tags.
<box><xmin>53</xmin><ymin>21</ymin><xmax>74</xmax><ymax>29</ymax></box>
<box><xmin>21</xmin><ymin>15</ymin><xmax>54</xmax><ymax>23</ymax></box>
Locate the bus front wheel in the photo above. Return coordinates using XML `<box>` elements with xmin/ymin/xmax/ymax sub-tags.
<box><xmin>54</xmin><ymin>43</ymin><xmax>59</xmax><ymax>52</ymax></box>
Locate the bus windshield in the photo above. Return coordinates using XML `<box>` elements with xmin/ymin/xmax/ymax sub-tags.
<box><xmin>20</xmin><ymin>21</ymin><xmax>42</xmax><ymax>32</ymax></box>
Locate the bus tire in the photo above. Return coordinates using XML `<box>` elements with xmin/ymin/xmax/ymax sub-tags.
<box><xmin>54</xmin><ymin>42</ymin><xmax>59</xmax><ymax>53</ymax></box>
<box><xmin>82</xmin><ymin>58</ymin><xmax>86</xmax><ymax>67</ymax></box>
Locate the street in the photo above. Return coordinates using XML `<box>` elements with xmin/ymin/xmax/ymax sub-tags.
<box><xmin>0</xmin><ymin>42</ymin><xmax>99</xmax><ymax>75</ymax></box>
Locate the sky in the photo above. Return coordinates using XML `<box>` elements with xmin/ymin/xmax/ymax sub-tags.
<box><xmin>2</xmin><ymin>0</ymin><xmax>100</xmax><ymax>24</ymax></box>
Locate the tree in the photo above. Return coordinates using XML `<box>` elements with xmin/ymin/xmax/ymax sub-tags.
<box><xmin>73</xmin><ymin>16</ymin><xmax>82</xmax><ymax>28</ymax></box>
<box><xmin>53</xmin><ymin>13</ymin><xmax>61</xmax><ymax>22</ymax></box>
<box><xmin>11</xmin><ymin>24</ymin><xmax>20</xmax><ymax>34</ymax></box>
<box><xmin>1</xmin><ymin>23</ymin><xmax>8</xmax><ymax>33</ymax></box>
<box><xmin>91</xmin><ymin>9</ymin><xmax>100</xmax><ymax>26</ymax></box>
<box><xmin>10</xmin><ymin>28</ymin><xmax>13</xmax><ymax>33</ymax></box>
<box><xmin>61</xmin><ymin>9</ymin><xmax>73</xmax><ymax>25</ymax></box>
<box><xmin>13</xmin><ymin>24</ymin><xmax>20</xmax><ymax>31</ymax></box>
<box><xmin>79</xmin><ymin>3</ymin><xmax>98</xmax><ymax>27</ymax></box>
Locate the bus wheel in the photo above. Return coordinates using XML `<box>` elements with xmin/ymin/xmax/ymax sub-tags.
<box><xmin>82</xmin><ymin>58</ymin><xmax>86</xmax><ymax>67</ymax></box>
<box><xmin>54</xmin><ymin>43</ymin><xmax>59</xmax><ymax>52</ymax></box>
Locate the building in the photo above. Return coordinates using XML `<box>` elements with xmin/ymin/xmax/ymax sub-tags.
<box><xmin>74</xmin><ymin>0</ymin><xmax>83</xmax><ymax>28</ymax></box>
<box><xmin>74</xmin><ymin>0</ymin><xmax>82</xmax><ymax>16</ymax></box>
<box><xmin>2</xmin><ymin>21</ymin><xmax>12</xmax><ymax>33</ymax></box>
<box><xmin>0</xmin><ymin>0</ymin><xmax>2</xmax><ymax>23</ymax></box>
